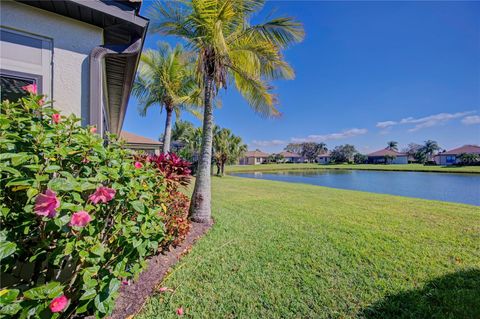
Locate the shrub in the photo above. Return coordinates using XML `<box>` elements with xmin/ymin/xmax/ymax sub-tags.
<box><xmin>0</xmin><ymin>94</ymin><xmax>189</xmax><ymax>317</ymax></box>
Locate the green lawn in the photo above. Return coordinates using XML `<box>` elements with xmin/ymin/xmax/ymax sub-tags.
<box><xmin>226</xmin><ymin>163</ymin><xmax>480</xmax><ymax>174</ymax></box>
<box><xmin>138</xmin><ymin>176</ymin><xmax>480</xmax><ymax>318</ymax></box>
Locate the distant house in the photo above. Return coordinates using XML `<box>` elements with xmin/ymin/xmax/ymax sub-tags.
<box><xmin>367</xmin><ymin>148</ymin><xmax>408</xmax><ymax>164</ymax></box>
<box><xmin>239</xmin><ymin>150</ymin><xmax>269</xmax><ymax>165</ymax></box>
<box><xmin>279</xmin><ymin>151</ymin><xmax>303</xmax><ymax>163</ymax></box>
<box><xmin>120</xmin><ymin>131</ymin><xmax>162</xmax><ymax>155</ymax></box>
<box><xmin>0</xmin><ymin>0</ymin><xmax>148</xmax><ymax>137</ymax></box>
<box><xmin>436</xmin><ymin>145</ymin><xmax>480</xmax><ymax>166</ymax></box>
<box><xmin>317</xmin><ymin>152</ymin><xmax>331</xmax><ymax>164</ymax></box>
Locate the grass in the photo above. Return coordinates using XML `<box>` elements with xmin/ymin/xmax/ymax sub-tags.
<box><xmin>138</xmin><ymin>176</ymin><xmax>480</xmax><ymax>318</ymax></box>
<box><xmin>226</xmin><ymin>163</ymin><xmax>480</xmax><ymax>174</ymax></box>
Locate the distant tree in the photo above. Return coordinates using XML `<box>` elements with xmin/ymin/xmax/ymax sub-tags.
<box><xmin>383</xmin><ymin>154</ymin><xmax>396</xmax><ymax>164</ymax></box>
<box><xmin>213</xmin><ymin>127</ymin><xmax>247</xmax><ymax>175</ymax></box>
<box><xmin>300</xmin><ymin>142</ymin><xmax>327</xmax><ymax>162</ymax></box>
<box><xmin>387</xmin><ymin>141</ymin><xmax>398</xmax><ymax>151</ymax></box>
<box><xmin>421</xmin><ymin>140</ymin><xmax>441</xmax><ymax>162</ymax></box>
<box><xmin>284</xmin><ymin>143</ymin><xmax>303</xmax><ymax>154</ymax></box>
<box><xmin>353</xmin><ymin>153</ymin><xmax>368</xmax><ymax>164</ymax></box>
<box><xmin>171</xmin><ymin>120</ymin><xmax>195</xmax><ymax>143</ymax></box>
<box><xmin>330</xmin><ymin>144</ymin><xmax>357</xmax><ymax>163</ymax></box>
<box><xmin>403</xmin><ymin>143</ymin><xmax>426</xmax><ymax>163</ymax></box>
<box><xmin>267</xmin><ymin>153</ymin><xmax>284</xmax><ymax>163</ymax></box>
<box><xmin>458</xmin><ymin>153</ymin><xmax>479</xmax><ymax>165</ymax></box>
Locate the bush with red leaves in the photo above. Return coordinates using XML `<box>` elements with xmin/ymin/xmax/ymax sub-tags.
<box><xmin>136</xmin><ymin>153</ymin><xmax>192</xmax><ymax>247</ymax></box>
<box><xmin>161</xmin><ymin>191</ymin><xmax>191</xmax><ymax>246</ymax></box>
<box><xmin>146</xmin><ymin>153</ymin><xmax>192</xmax><ymax>191</ymax></box>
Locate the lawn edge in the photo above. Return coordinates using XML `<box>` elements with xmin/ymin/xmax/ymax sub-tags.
<box><xmin>110</xmin><ymin>220</ymin><xmax>214</xmax><ymax>319</ymax></box>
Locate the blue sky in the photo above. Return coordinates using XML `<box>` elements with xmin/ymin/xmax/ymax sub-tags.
<box><xmin>123</xmin><ymin>0</ymin><xmax>480</xmax><ymax>154</ymax></box>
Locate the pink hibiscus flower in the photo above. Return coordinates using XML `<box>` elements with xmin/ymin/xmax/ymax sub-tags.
<box><xmin>49</xmin><ymin>295</ymin><xmax>68</xmax><ymax>313</ymax></box>
<box><xmin>88</xmin><ymin>186</ymin><xmax>116</xmax><ymax>204</ymax></box>
<box><xmin>52</xmin><ymin>113</ymin><xmax>61</xmax><ymax>124</ymax></box>
<box><xmin>134</xmin><ymin>162</ymin><xmax>143</xmax><ymax>169</ymax></box>
<box><xmin>35</xmin><ymin>189</ymin><xmax>60</xmax><ymax>218</ymax></box>
<box><xmin>22</xmin><ymin>83</ymin><xmax>37</xmax><ymax>94</ymax></box>
<box><xmin>39</xmin><ymin>97</ymin><xmax>45</xmax><ymax>106</ymax></box>
<box><xmin>90</xmin><ymin>127</ymin><xmax>97</xmax><ymax>133</ymax></box>
<box><xmin>69</xmin><ymin>211</ymin><xmax>92</xmax><ymax>227</ymax></box>
<box><xmin>177</xmin><ymin>307</ymin><xmax>184</xmax><ymax>316</ymax></box>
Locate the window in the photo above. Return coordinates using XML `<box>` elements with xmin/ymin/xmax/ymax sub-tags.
<box><xmin>1</xmin><ymin>28</ymin><xmax>52</xmax><ymax>101</ymax></box>
<box><xmin>446</xmin><ymin>156</ymin><xmax>456</xmax><ymax>164</ymax></box>
<box><xmin>1</xmin><ymin>72</ymin><xmax>40</xmax><ymax>102</ymax></box>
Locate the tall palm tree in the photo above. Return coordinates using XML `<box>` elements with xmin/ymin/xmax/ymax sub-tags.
<box><xmin>422</xmin><ymin>140</ymin><xmax>440</xmax><ymax>161</ymax></box>
<box><xmin>132</xmin><ymin>42</ymin><xmax>200</xmax><ymax>153</ymax></box>
<box><xmin>149</xmin><ymin>0</ymin><xmax>304</xmax><ymax>222</ymax></box>
<box><xmin>387</xmin><ymin>141</ymin><xmax>398</xmax><ymax>151</ymax></box>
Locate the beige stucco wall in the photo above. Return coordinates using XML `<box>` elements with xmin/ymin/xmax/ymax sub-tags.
<box><xmin>1</xmin><ymin>1</ymin><xmax>103</xmax><ymax>124</ymax></box>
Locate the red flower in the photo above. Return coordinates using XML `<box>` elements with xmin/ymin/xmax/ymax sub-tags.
<box><xmin>134</xmin><ymin>161</ymin><xmax>143</xmax><ymax>169</ymax></box>
<box><xmin>38</xmin><ymin>97</ymin><xmax>45</xmax><ymax>106</ymax></box>
<box><xmin>90</xmin><ymin>127</ymin><xmax>97</xmax><ymax>133</ymax></box>
<box><xmin>49</xmin><ymin>295</ymin><xmax>68</xmax><ymax>313</ymax></box>
<box><xmin>34</xmin><ymin>189</ymin><xmax>60</xmax><ymax>218</ymax></box>
<box><xmin>52</xmin><ymin>113</ymin><xmax>61</xmax><ymax>124</ymax></box>
<box><xmin>69</xmin><ymin>211</ymin><xmax>92</xmax><ymax>227</ymax></box>
<box><xmin>88</xmin><ymin>186</ymin><xmax>116</xmax><ymax>204</ymax></box>
<box><xmin>177</xmin><ymin>307</ymin><xmax>184</xmax><ymax>316</ymax></box>
<box><xmin>22</xmin><ymin>83</ymin><xmax>37</xmax><ymax>94</ymax></box>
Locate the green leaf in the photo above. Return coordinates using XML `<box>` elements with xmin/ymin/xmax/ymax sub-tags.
<box><xmin>45</xmin><ymin>165</ymin><xmax>61</xmax><ymax>173</ymax></box>
<box><xmin>90</xmin><ymin>244</ymin><xmax>105</xmax><ymax>257</ymax></box>
<box><xmin>48</xmin><ymin>178</ymin><xmax>75</xmax><ymax>192</ymax></box>
<box><xmin>11</xmin><ymin>153</ymin><xmax>30</xmax><ymax>166</ymax></box>
<box><xmin>79</xmin><ymin>289</ymin><xmax>96</xmax><ymax>301</ymax></box>
<box><xmin>131</xmin><ymin>200</ymin><xmax>145</xmax><ymax>213</ymax></box>
<box><xmin>0</xmin><ymin>302</ymin><xmax>22</xmax><ymax>315</ymax></box>
<box><xmin>0</xmin><ymin>289</ymin><xmax>19</xmax><ymax>305</ymax></box>
<box><xmin>23</xmin><ymin>282</ymin><xmax>63</xmax><ymax>300</ymax></box>
<box><xmin>0</xmin><ymin>241</ymin><xmax>17</xmax><ymax>261</ymax></box>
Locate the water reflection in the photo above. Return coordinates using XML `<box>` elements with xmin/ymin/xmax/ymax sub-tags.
<box><xmin>232</xmin><ymin>170</ymin><xmax>480</xmax><ymax>206</ymax></box>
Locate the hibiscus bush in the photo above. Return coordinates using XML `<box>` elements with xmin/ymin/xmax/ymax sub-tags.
<box><xmin>0</xmin><ymin>91</ymin><xmax>190</xmax><ymax>318</ymax></box>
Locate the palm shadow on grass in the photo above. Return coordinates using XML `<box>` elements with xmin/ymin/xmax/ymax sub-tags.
<box><xmin>361</xmin><ymin>269</ymin><xmax>480</xmax><ymax>319</ymax></box>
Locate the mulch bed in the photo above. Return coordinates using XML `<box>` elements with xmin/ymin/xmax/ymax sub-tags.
<box><xmin>110</xmin><ymin>220</ymin><xmax>213</xmax><ymax>318</ymax></box>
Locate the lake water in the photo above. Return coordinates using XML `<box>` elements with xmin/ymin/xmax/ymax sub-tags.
<box><xmin>232</xmin><ymin>170</ymin><xmax>480</xmax><ymax>206</ymax></box>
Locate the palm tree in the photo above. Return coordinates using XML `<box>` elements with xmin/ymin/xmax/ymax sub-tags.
<box><xmin>213</xmin><ymin>127</ymin><xmax>247</xmax><ymax>175</ymax></box>
<box><xmin>149</xmin><ymin>0</ymin><xmax>304</xmax><ymax>222</ymax></box>
<box><xmin>132</xmin><ymin>42</ymin><xmax>200</xmax><ymax>153</ymax></box>
<box><xmin>422</xmin><ymin>140</ymin><xmax>440</xmax><ymax>161</ymax></box>
<box><xmin>387</xmin><ymin>141</ymin><xmax>398</xmax><ymax>151</ymax></box>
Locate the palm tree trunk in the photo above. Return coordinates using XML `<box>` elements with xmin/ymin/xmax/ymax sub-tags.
<box><xmin>221</xmin><ymin>161</ymin><xmax>225</xmax><ymax>176</ymax></box>
<box><xmin>189</xmin><ymin>77</ymin><xmax>214</xmax><ymax>223</ymax></box>
<box><xmin>162</xmin><ymin>107</ymin><xmax>173</xmax><ymax>153</ymax></box>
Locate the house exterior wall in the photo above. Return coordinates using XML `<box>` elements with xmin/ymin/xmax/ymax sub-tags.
<box><xmin>368</xmin><ymin>155</ymin><xmax>408</xmax><ymax>164</ymax></box>
<box><xmin>1</xmin><ymin>1</ymin><xmax>103</xmax><ymax>125</ymax></box>
<box><xmin>318</xmin><ymin>157</ymin><xmax>330</xmax><ymax>164</ymax></box>
<box><xmin>438</xmin><ymin>155</ymin><xmax>457</xmax><ymax>166</ymax></box>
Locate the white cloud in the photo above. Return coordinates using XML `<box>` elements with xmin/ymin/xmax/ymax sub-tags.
<box><xmin>376</xmin><ymin>121</ymin><xmax>397</xmax><ymax>128</ymax></box>
<box><xmin>376</xmin><ymin>111</ymin><xmax>476</xmax><ymax>132</ymax></box>
<box><xmin>251</xmin><ymin>139</ymin><xmax>287</xmax><ymax>147</ymax></box>
<box><xmin>461</xmin><ymin>115</ymin><xmax>480</xmax><ymax>125</ymax></box>
<box><xmin>250</xmin><ymin>128</ymin><xmax>368</xmax><ymax>148</ymax></box>
<box><xmin>291</xmin><ymin>128</ymin><xmax>368</xmax><ymax>143</ymax></box>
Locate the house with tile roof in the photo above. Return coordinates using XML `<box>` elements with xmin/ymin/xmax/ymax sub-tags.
<box><xmin>367</xmin><ymin>148</ymin><xmax>408</xmax><ymax>164</ymax></box>
<box><xmin>279</xmin><ymin>151</ymin><xmax>304</xmax><ymax>163</ymax></box>
<box><xmin>435</xmin><ymin>145</ymin><xmax>480</xmax><ymax>166</ymax></box>
<box><xmin>239</xmin><ymin>150</ymin><xmax>269</xmax><ymax>165</ymax></box>
<box><xmin>120</xmin><ymin>131</ymin><xmax>162</xmax><ymax>155</ymax></box>
<box><xmin>317</xmin><ymin>152</ymin><xmax>331</xmax><ymax>164</ymax></box>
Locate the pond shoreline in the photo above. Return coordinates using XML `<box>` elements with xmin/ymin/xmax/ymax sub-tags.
<box><xmin>232</xmin><ymin>170</ymin><xmax>480</xmax><ymax>206</ymax></box>
<box><xmin>226</xmin><ymin>163</ymin><xmax>480</xmax><ymax>175</ymax></box>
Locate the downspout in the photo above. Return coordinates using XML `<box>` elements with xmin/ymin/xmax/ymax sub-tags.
<box><xmin>89</xmin><ymin>38</ymin><xmax>142</xmax><ymax>138</ymax></box>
